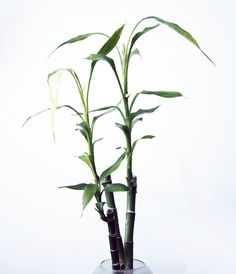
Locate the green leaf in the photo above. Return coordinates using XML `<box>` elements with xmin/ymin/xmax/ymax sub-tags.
<box><xmin>104</xmin><ymin>183</ymin><xmax>129</xmax><ymax>192</ymax></box>
<box><xmin>132</xmin><ymin>135</ymin><xmax>155</xmax><ymax>151</ymax></box>
<box><xmin>130</xmin><ymin>48</ymin><xmax>142</xmax><ymax>59</ymax></box>
<box><xmin>96</xmin><ymin>202</ymin><xmax>106</xmax><ymax>212</ymax></box>
<box><xmin>87</xmin><ymin>54</ymin><xmax>117</xmax><ymax>71</ymax></box>
<box><xmin>98</xmin><ymin>25</ymin><xmax>125</xmax><ymax>55</ymax></box>
<box><xmin>100</xmin><ymin>152</ymin><xmax>126</xmax><ymax>182</ymax></box>
<box><xmin>131</xmin><ymin>105</ymin><xmax>160</xmax><ymax>120</ymax></box>
<box><xmin>129</xmin><ymin>23</ymin><xmax>160</xmax><ymax>53</ymax></box>
<box><xmin>79</xmin><ymin>153</ymin><xmax>93</xmax><ymax>170</ymax></box>
<box><xmin>90</xmin><ymin>102</ymin><xmax>121</xmax><ymax>131</ymax></box>
<box><xmin>142</xmin><ymin>16</ymin><xmax>215</xmax><ymax>65</ymax></box>
<box><xmin>76</xmin><ymin>122</ymin><xmax>90</xmax><ymax>141</ymax></box>
<box><xmin>59</xmin><ymin>183</ymin><xmax>87</xmax><ymax>190</ymax></box>
<box><xmin>49</xmin><ymin>32</ymin><xmax>107</xmax><ymax>56</ymax></box>
<box><xmin>22</xmin><ymin>105</ymin><xmax>83</xmax><ymax>128</ymax></box>
<box><xmin>115</xmin><ymin>123</ymin><xmax>129</xmax><ymax>136</ymax></box>
<box><xmin>87</xmin><ymin>53</ymin><xmax>123</xmax><ymax>93</ymax></box>
<box><xmin>83</xmin><ymin>184</ymin><xmax>98</xmax><ymax>210</ymax></box>
<box><xmin>93</xmin><ymin>138</ymin><xmax>104</xmax><ymax>145</ymax></box>
<box><xmin>141</xmin><ymin>90</ymin><xmax>183</xmax><ymax>98</ymax></box>
<box><xmin>131</xmin><ymin>117</ymin><xmax>143</xmax><ymax>128</ymax></box>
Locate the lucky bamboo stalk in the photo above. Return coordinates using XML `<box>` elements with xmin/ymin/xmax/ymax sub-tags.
<box><xmin>103</xmin><ymin>175</ymin><xmax>124</xmax><ymax>268</ymax></box>
<box><xmin>107</xmin><ymin>209</ymin><xmax>120</xmax><ymax>270</ymax></box>
<box><xmin>124</xmin><ymin>176</ymin><xmax>137</xmax><ymax>269</ymax></box>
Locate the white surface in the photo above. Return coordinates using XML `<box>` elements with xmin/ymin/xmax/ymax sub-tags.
<box><xmin>1</xmin><ymin>0</ymin><xmax>236</xmax><ymax>273</ymax></box>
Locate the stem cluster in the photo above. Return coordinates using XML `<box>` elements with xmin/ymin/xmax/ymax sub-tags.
<box><xmin>43</xmin><ymin>15</ymin><xmax>208</xmax><ymax>271</ymax></box>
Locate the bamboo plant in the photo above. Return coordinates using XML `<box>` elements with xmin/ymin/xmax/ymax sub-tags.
<box><xmin>25</xmin><ymin>16</ymin><xmax>213</xmax><ymax>271</ymax></box>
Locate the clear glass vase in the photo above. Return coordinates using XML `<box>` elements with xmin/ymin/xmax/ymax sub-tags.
<box><xmin>93</xmin><ymin>259</ymin><xmax>153</xmax><ymax>274</ymax></box>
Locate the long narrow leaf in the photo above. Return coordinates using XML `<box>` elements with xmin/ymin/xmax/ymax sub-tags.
<box><xmin>59</xmin><ymin>183</ymin><xmax>88</xmax><ymax>190</ymax></box>
<box><xmin>87</xmin><ymin>54</ymin><xmax>123</xmax><ymax>93</ymax></box>
<box><xmin>49</xmin><ymin>32</ymin><xmax>108</xmax><ymax>56</ymax></box>
<box><xmin>141</xmin><ymin>90</ymin><xmax>183</xmax><ymax>98</ymax></box>
<box><xmin>142</xmin><ymin>16</ymin><xmax>215</xmax><ymax>65</ymax></box>
<box><xmin>131</xmin><ymin>105</ymin><xmax>160</xmax><ymax>120</ymax></box>
<box><xmin>22</xmin><ymin>105</ymin><xmax>83</xmax><ymax>128</ymax></box>
<box><xmin>100</xmin><ymin>152</ymin><xmax>126</xmax><ymax>182</ymax></box>
<box><xmin>98</xmin><ymin>25</ymin><xmax>125</xmax><ymax>55</ymax></box>
<box><xmin>132</xmin><ymin>135</ymin><xmax>155</xmax><ymax>151</ymax></box>
<box><xmin>129</xmin><ymin>23</ymin><xmax>160</xmax><ymax>53</ymax></box>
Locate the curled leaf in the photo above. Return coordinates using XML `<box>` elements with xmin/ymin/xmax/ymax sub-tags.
<box><xmin>132</xmin><ymin>135</ymin><xmax>155</xmax><ymax>151</ymax></box>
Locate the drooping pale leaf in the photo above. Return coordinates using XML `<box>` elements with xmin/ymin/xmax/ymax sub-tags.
<box><xmin>82</xmin><ymin>184</ymin><xmax>98</xmax><ymax>210</ymax></box>
<box><xmin>104</xmin><ymin>183</ymin><xmax>129</xmax><ymax>192</ymax></box>
<box><xmin>131</xmin><ymin>105</ymin><xmax>160</xmax><ymax>120</ymax></box>
<box><xmin>98</xmin><ymin>25</ymin><xmax>125</xmax><ymax>55</ymax></box>
<box><xmin>49</xmin><ymin>32</ymin><xmax>108</xmax><ymax>56</ymax></box>
<box><xmin>48</xmin><ymin>69</ymin><xmax>63</xmax><ymax>140</ymax></box>
<box><xmin>141</xmin><ymin>90</ymin><xmax>183</xmax><ymax>98</ymax></box>
<box><xmin>58</xmin><ymin>183</ymin><xmax>88</xmax><ymax>190</ymax></box>
<box><xmin>142</xmin><ymin>16</ymin><xmax>215</xmax><ymax>65</ymax></box>
<box><xmin>132</xmin><ymin>135</ymin><xmax>155</xmax><ymax>151</ymax></box>
<box><xmin>100</xmin><ymin>152</ymin><xmax>126</xmax><ymax>182</ymax></box>
<box><xmin>48</xmin><ymin>68</ymin><xmax>84</xmax><ymax>106</ymax></box>
<box><xmin>129</xmin><ymin>23</ymin><xmax>160</xmax><ymax>53</ymax></box>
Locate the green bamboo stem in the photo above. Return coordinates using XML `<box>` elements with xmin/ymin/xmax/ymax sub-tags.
<box><xmin>107</xmin><ymin>209</ymin><xmax>120</xmax><ymax>270</ymax></box>
<box><xmin>103</xmin><ymin>176</ymin><xmax>125</xmax><ymax>268</ymax></box>
<box><xmin>124</xmin><ymin>176</ymin><xmax>137</xmax><ymax>269</ymax></box>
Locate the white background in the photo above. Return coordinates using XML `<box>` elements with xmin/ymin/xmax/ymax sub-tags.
<box><xmin>1</xmin><ymin>0</ymin><xmax>236</xmax><ymax>273</ymax></box>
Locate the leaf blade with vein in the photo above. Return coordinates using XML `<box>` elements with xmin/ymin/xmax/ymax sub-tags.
<box><xmin>132</xmin><ymin>135</ymin><xmax>155</xmax><ymax>151</ymax></box>
<box><xmin>100</xmin><ymin>152</ymin><xmax>126</xmax><ymax>182</ymax></box>
<box><xmin>49</xmin><ymin>32</ymin><xmax>108</xmax><ymax>56</ymax></box>
<box><xmin>104</xmin><ymin>183</ymin><xmax>129</xmax><ymax>192</ymax></box>
<box><xmin>131</xmin><ymin>105</ymin><xmax>160</xmax><ymax>120</ymax></box>
<box><xmin>59</xmin><ymin>183</ymin><xmax>88</xmax><ymax>190</ymax></box>
<box><xmin>98</xmin><ymin>25</ymin><xmax>125</xmax><ymax>55</ymax></box>
<box><xmin>83</xmin><ymin>184</ymin><xmax>98</xmax><ymax>210</ymax></box>
<box><xmin>141</xmin><ymin>90</ymin><xmax>183</xmax><ymax>98</ymax></box>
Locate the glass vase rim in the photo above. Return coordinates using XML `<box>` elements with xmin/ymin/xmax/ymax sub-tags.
<box><xmin>99</xmin><ymin>259</ymin><xmax>147</xmax><ymax>271</ymax></box>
